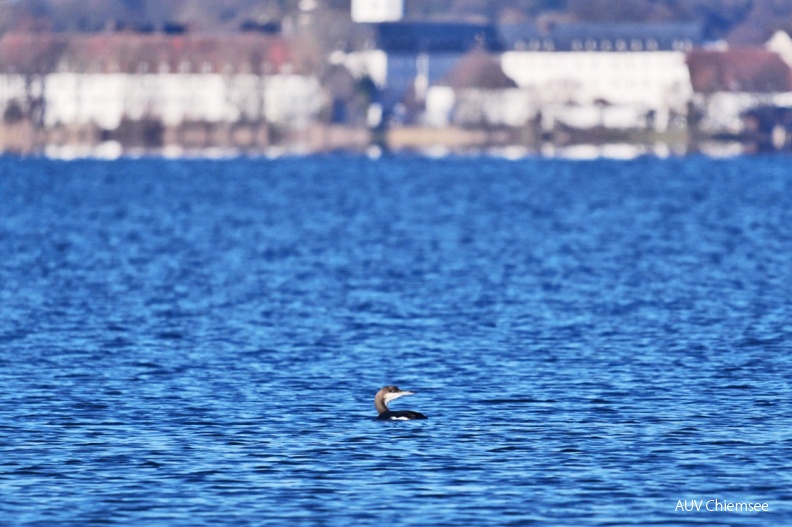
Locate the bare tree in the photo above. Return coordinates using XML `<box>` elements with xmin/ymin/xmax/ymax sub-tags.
<box><xmin>0</xmin><ymin>34</ymin><xmax>66</xmax><ymax>128</ymax></box>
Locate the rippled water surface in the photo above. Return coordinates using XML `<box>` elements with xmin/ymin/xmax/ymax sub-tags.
<box><xmin>1</xmin><ymin>155</ymin><xmax>791</xmax><ymax>526</ymax></box>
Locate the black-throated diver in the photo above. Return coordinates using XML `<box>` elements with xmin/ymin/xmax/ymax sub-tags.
<box><xmin>375</xmin><ymin>386</ymin><xmax>427</xmax><ymax>420</ymax></box>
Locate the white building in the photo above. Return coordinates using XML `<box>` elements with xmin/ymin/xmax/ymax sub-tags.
<box><xmin>339</xmin><ymin>21</ymin><xmax>503</xmax><ymax>124</ymax></box>
<box><xmin>425</xmin><ymin>50</ymin><xmax>533</xmax><ymax>128</ymax></box>
<box><xmin>28</xmin><ymin>72</ymin><xmax>321</xmax><ymax>129</ymax></box>
<box><xmin>497</xmin><ymin>23</ymin><xmax>701</xmax><ymax>131</ymax></box>
<box><xmin>501</xmin><ymin>51</ymin><xmax>692</xmax><ymax>130</ymax></box>
<box><xmin>686</xmin><ymin>48</ymin><xmax>792</xmax><ymax>134</ymax></box>
<box><xmin>351</xmin><ymin>0</ymin><xmax>403</xmax><ymax>23</ymax></box>
<box><xmin>340</xmin><ymin>21</ymin><xmax>701</xmax><ymax>131</ymax></box>
<box><xmin>766</xmin><ymin>30</ymin><xmax>792</xmax><ymax>67</ymax></box>
<box><xmin>0</xmin><ymin>33</ymin><xmax>323</xmax><ymax>134</ymax></box>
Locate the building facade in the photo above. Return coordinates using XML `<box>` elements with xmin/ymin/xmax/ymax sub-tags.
<box><xmin>0</xmin><ymin>32</ymin><xmax>324</xmax><ymax>152</ymax></box>
<box><xmin>687</xmin><ymin>48</ymin><xmax>792</xmax><ymax>134</ymax></box>
<box><xmin>500</xmin><ymin>23</ymin><xmax>700</xmax><ymax>132</ymax></box>
<box><xmin>343</xmin><ymin>21</ymin><xmax>702</xmax><ymax>133</ymax></box>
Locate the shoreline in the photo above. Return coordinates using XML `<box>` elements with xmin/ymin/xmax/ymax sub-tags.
<box><xmin>0</xmin><ymin>120</ymin><xmax>783</xmax><ymax>159</ymax></box>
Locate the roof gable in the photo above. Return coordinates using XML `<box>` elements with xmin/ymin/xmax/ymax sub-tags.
<box><xmin>437</xmin><ymin>49</ymin><xmax>517</xmax><ymax>89</ymax></box>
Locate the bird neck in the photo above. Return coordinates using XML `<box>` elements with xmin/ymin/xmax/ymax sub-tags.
<box><xmin>374</xmin><ymin>394</ymin><xmax>389</xmax><ymax>414</ymax></box>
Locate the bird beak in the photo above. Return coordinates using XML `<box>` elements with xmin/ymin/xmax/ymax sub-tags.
<box><xmin>384</xmin><ymin>390</ymin><xmax>414</xmax><ymax>404</ymax></box>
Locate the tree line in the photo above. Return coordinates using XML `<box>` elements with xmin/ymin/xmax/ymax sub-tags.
<box><xmin>2</xmin><ymin>0</ymin><xmax>792</xmax><ymax>46</ymax></box>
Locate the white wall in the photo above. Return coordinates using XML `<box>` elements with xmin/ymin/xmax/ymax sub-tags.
<box><xmin>0</xmin><ymin>72</ymin><xmax>323</xmax><ymax>130</ymax></box>
<box><xmin>45</xmin><ymin>73</ymin><xmax>127</xmax><ymax>128</ymax></box>
<box><xmin>501</xmin><ymin>51</ymin><xmax>692</xmax><ymax>128</ymax></box>
<box><xmin>694</xmin><ymin>92</ymin><xmax>792</xmax><ymax>133</ymax></box>
<box><xmin>337</xmin><ymin>50</ymin><xmax>388</xmax><ymax>87</ymax></box>
<box><xmin>263</xmin><ymin>75</ymin><xmax>323</xmax><ymax>126</ymax></box>
<box><xmin>351</xmin><ymin>0</ymin><xmax>403</xmax><ymax>22</ymax></box>
<box><xmin>425</xmin><ymin>86</ymin><xmax>454</xmax><ymax>127</ymax></box>
<box><xmin>0</xmin><ymin>74</ymin><xmax>26</xmax><ymax>110</ymax></box>
<box><xmin>343</xmin><ymin>49</ymin><xmax>693</xmax><ymax>130</ymax></box>
<box><xmin>456</xmin><ymin>89</ymin><xmax>535</xmax><ymax>127</ymax></box>
<box><xmin>766</xmin><ymin>30</ymin><xmax>792</xmax><ymax>67</ymax></box>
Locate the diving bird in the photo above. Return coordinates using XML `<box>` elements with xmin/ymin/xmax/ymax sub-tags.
<box><xmin>375</xmin><ymin>385</ymin><xmax>427</xmax><ymax>420</ymax></box>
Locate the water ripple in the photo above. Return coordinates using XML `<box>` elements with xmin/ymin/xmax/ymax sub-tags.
<box><xmin>1</xmin><ymin>155</ymin><xmax>791</xmax><ymax>525</ymax></box>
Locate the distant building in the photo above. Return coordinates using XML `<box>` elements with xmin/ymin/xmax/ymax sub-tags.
<box><xmin>425</xmin><ymin>49</ymin><xmax>530</xmax><ymax>128</ymax></box>
<box><xmin>341</xmin><ymin>19</ymin><xmax>703</xmax><ymax>132</ymax></box>
<box><xmin>686</xmin><ymin>48</ymin><xmax>792</xmax><ymax>134</ymax></box>
<box><xmin>687</xmin><ymin>50</ymin><xmax>792</xmax><ymax>93</ymax></box>
<box><xmin>342</xmin><ymin>22</ymin><xmax>502</xmax><ymax>124</ymax></box>
<box><xmin>352</xmin><ymin>0</ymin><xmax>403</xmax><ymax>23</ymax></box>
<box><xmin>500</xmin><ymin>23</ymin><xmax>702</xmax><ymax>132</ymax></box>
<box><xmin>765</xmin><ymin>30</ymin><xmax>792</xmax><ymax>68</ymax></box>
<box><xmin>0</xmin><ymin>32</ymin><xmax>324</xmax><ymax>149</ymax></box>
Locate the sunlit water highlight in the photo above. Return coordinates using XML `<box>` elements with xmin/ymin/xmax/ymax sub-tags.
<box><xmin>1</xmin><ymin>155</ymin><xmax>791</xmax><ymax>526</ymax></box>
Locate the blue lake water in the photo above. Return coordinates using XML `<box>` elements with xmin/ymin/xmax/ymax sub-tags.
<box><xmin>1</xmin><ymin>154</ymin><xmax>791</xmax><ymax>526</ymax></box>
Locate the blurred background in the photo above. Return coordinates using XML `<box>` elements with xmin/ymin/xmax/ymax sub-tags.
<box><xmin>3</xmin><ymin>0</ymin><xmax>792</xmax><ymax>157</ymax></box>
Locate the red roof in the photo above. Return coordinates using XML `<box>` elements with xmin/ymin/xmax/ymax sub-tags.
<box><xmin>0</xmin><ymin>32</ymin><xmax>316</xmax><ymax>75</ymax></box>
<box><xmin>686</xmin><ymin>49</ymin><xmax>792</xmax><ymax>93</ymax></box>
